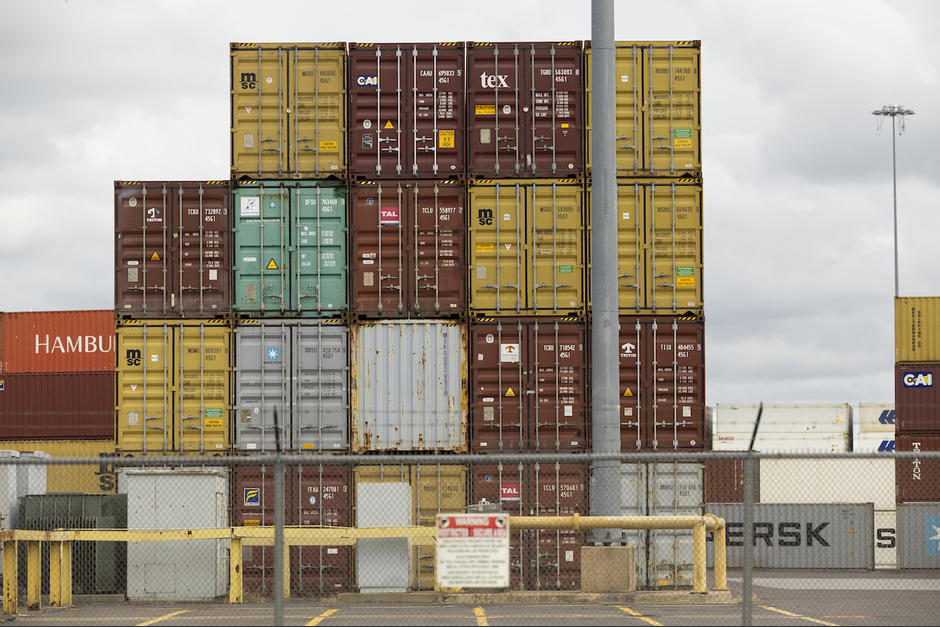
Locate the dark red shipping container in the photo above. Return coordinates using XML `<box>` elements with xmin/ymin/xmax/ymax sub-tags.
<box><xmin>469</xmin><ymin>318</ymin><xmax>587</xmax><ymax>452</ymax></box>
<box><xmin>0</xmin><ymin>372</ymin><xmax>114</xmax><ymax>439</ymax></box>
<box><xmin>895</xmin><ymin>364</ymin><xmax>940</xmax><ymax>432</ymax></box>
<box><xmin>349</xmin><ymin>180</ymin><xmax>466</xmax><ymax>317</ymax></box>
<box><xmin>115</xmin><ymin>181</ymin><xmax>231</xmax><ymax>318</ymax></box>
<box><xmin>895</xmin><ymin>434</ymin><xmax>940</xmax><ymax>502</ymax></box>
<box><xmin>348</xmin><ymin>43</ymin><xmax>465</xmax><ymax>180</ymax></box>
<box><xmin>0</xmin><ymin>310</ymin><xmax>115</xmax><ymax>374</ymax></box>
<box><xmin>467</xmin><ymin>42</ymin><xmax>584</xmax><ymax>178</ymax></box>
<box><xmin>613</xmin><ymin>315</ymin><xmax>706</xmax><ymax>451</ymax></box>
<box><xmin>703</xmin><ymin>458</ymin><xmax>760</xmax><ymax>503</ymax></box>
<box><xmin>232</xmin><ymin>464</ymin><xmax>352</xmax><ymax>595</ymax></box>
<box><xmin>471</xmin><ymin>463</ymin><xmax>587</xmax><ymax>589</ymax></box>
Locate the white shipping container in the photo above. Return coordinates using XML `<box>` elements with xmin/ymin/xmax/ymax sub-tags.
<box><xmin>759</xmin><ymin>458</ymin><xmax>895</xmax><ymax>510</ymax></box>
<box><xmin>351</xmin><ymin>321</ymin><xmax>467</xmax><ymax>452</ymax></box>
<box><xmin>121</xmin><ymin>468</ymin><xmax>229</xmax><ymax>601</ymax></box>
<box><xmin>0</xmin><ymin>451</ymin><xmax>20</xmax><ymax>530</ymax></box>
<box><xmin>854</xmin><ymin>432</ymin><xmax>895</xmax><ymax>454</ymax></box>
<box><xmin>711</xmin><ymin>432</ymin><xmax>850</xmax><ymax>453</ymax></box>
<box><xmin>17</xmin><ymin>451</ymin><xmax>48</xmax><ymax>498</ymax></box>
<box><xmin>714</xmin><ymin>403</ymin><xmax>852</xmax><ymax>435</ymax></box>
<box><xmin>857</xmin><ymin>402</ymin><xmax>895</xmax><ymax>434</ymax></box>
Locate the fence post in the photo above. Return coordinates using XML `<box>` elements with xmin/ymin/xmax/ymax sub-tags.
<box><xmin>742</xmin><ymin>453</ymin><xmax>755</xmax><ymax>625</ymax></box>
<box><xmin>273</xmin><ymin>455</ymin><xmax>285</xmax><ymax>625</ymax></box>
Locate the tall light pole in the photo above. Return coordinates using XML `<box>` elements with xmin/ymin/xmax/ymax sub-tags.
<box><xmin>872</xmin><ymin>104</ymin><xmax>914</xmax><ymax>298</ymax></box>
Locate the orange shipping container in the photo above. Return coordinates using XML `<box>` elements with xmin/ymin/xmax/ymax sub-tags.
<box><xmin>0</xmin><ymin>310</ymin><xmax>115</xmax><ymax>374</ymax></box>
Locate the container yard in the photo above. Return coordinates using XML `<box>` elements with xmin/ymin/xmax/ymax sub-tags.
<box><xmin>2</xmin><ymin>32</ymin><xmax>939</xmax><ymax>627</ymax></box>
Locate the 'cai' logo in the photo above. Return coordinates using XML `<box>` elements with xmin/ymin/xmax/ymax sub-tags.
<box><xmin>903</xmin><ymin>372</ymin><xmax>934</xmax><ymax>388</ymax></box>
<box><xmin>357</xmin><ymin>75</ymin><xmax>378</xmax><ymax>86</ymax></box>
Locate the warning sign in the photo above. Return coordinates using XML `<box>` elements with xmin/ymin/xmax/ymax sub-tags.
<box><xmin>439</xmin><ymin>130</ymin><xmax>455</xmax><ymax>148</ymax></box>
<box><xmin>150</xmin><ymin>252</ymin><xmax>161</xmax><ymax>262</ymax></box>
<box><xmin>384</xmin><ymin>120</ymin><xmax>394</xmax><ymax>129</ymax></box>
<box><xmin>505</xmin><ymin>387</ymin><xmax>515</xmax><ymax>397</ymax></box>
<box><xmin>436</xmin><ymin>513</ymin><xmax>509</xmax><ymax>589</ymax></box>
<box><xmin>475</xmin><ymin>104</ymin><xmax>496</xmax><ymax>115</ymax></box>
<box><xmin>266</xmin><ymin>259</ymin><xmax>279</xmax><ymax>270</ymax></box>
<box><xmin>623</xmin><ymin>388</ymin><xmax>633</xmax><ymax>397</ymax></box>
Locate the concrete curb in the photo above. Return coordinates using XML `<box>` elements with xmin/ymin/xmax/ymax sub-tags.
<box><xmin>330</xmin><ymin>590</ymin><xmax>738</xmax><ymax>605</ymax></box>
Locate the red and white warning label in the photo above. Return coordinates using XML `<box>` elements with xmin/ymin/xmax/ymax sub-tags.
<box><xmin>436</xmin><ymin>513</ymin><xmax>509</xmax><ymax>588</ymax></box>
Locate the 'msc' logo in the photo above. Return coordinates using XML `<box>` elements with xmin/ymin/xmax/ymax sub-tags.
<box><xmin>356</xmin><ymin>75</ymin><xmax>378</xmax><ymax>86</ymax></box>
<box><xmin>244</xmin><ymin>487</ymin><xmax>260</xmax><ymax>507</ymax></box>
<box><xmin>903</xmin><ymin>372</ymin><xmax>934</xmax><ymax>388</ymax></box>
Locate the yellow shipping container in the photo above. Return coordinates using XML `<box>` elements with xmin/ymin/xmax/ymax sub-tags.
<box><xmin>896</xmin><ymin>297</ymin><xmax>940</xmax><ymax>363</ymax></box>
<box><xmin>587</xmin><ymin>176</ymin><xmax>703</xmax><ymax>314</ymax></box>
<box><xmin>117</xmin><ymin>320</ymin><xmax>231</xmax><ymax>453</ymax></box>
<box><xmin>469</xmin><ymin>179</ymin><xmax>585</xmax><ymax>316</ymax></box>
<box><xmin>353</xmin><ymin>464</ymin><xmax>467</xmax><ymax>590</ymax></box>
<box><xmin>231</xmin><ymin>43</ymin><xmax>346</xmax><ymax>179</ymax></box>
<box><xmin>586</xmin><ymin>41</ymin><xmax>701</xmax><ymax>175</ymax></box>
<box><xmin>0</xmin><ymin>440</ymin><xmax>117</xmax><ymax>494</ymax></box>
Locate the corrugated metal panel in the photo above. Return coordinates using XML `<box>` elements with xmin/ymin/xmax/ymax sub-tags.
<box><xmin>349</xmin><ymin>181</ymin><xmax>466</xmax><ymax>317</ymax></box>
<box><xmin>759</xmin><ymin>459</ymin><xmax>895</xmax><ymax>510</ymax></box>
<box><xmin>706</xmin><ymin>503</ymin><xmax>874</xmax><ymax>569</ymax></box>
<box><xmin>234</xmin><ymin>320</ymin><xmax>348</xmax><ymax>452</ymax></box>
<box><xmin>895</xmin><ymin>364</ymin><xmax>940</xmax><ymax>432</ymax></box>
<box><xmin>467</xmin><ymin>42</ymin><xmax>584</xmax><ymax>178</ymax></box>
<box><xmin>121</xmin><ymin>468</ymin><xmax>228</xmax><ymax>600</ymax></box>
<box><xmin>114</xmin><ymin>181</ymin><xmax>231</xmax><ymax>318</ymax></box>
<box><xmin>469</xmin><ymin>318</ymin><xmax>588</xmax><ymax>452</ymax></box>
<box><xmin>874</xmin><ymin>510</ymin><xmax>897</xmax><ymax>569</ymax></box>
<box><xmin>348</xmin><ymin>43</ymin><xmax>465</xmax><ymax>179</ymax></box>
<box><xmin>895</xmin><ymin>434</ymin><xmax>940</xmax><ymax>502</ymax></box>
<box><xmin>231</xmin><ymin>43</ymin><xmax>346</xmax><ymax>179</ymax></box>
<box><xmin>0</xmin><ymin>372</ymin><xmax>114</xmax><ymax>439</ymax></box>
<box><xmin>896</xmin><ymin>503</ymin><xmax>940</xmax><ymax>568</ymax></box>
<box><xmin>895</xmin><ymin>297</ymin><xmax>940</xmax><ymax>363</ymax></box>
<box><xmin>0</xmin><ymin>440</ymin><xmax>117</xmax><ymax>494</ymax></box>
<box><xmin>116</xmin><ymin>320</ymin><xmax>231</xmax><ymax>453</ymax></box>
<box><xmin>351</xmin><ymin>321</ymin><xmax>467</xmax><ymax>452</ymax></box>
<box><xmin>586</xmin><ymin>41</ymin><xmax>701</xmax><ymax>175</ymax></box>
<box><xmin>233</xmin><ymin>181</ymin><xmax>348</xmax><ymax>316</ymax></box>
<box><xmin>0</xmin><ymin>310</ymin><xmax>115</xmax><ymax>374</ymax></box>
<box><xmin>703</xmin><ymin>459</ymin><xmax>759</xmax><ymax>503</ymax></box>
<box><xmin>468</xmin><ymin>179</ymin><xmax>585</xmax><ymax>316</ymax></box>
<box><xmin>853</xmin><ymin>432</ymin><xmax>895</xmax><ymax>454</ymax></box>
<box><xmin>470</xmin><ymin>463</ymin><xmax>586</xmax><ymax>590</ymax></box>
<box><xmin>714</xmin><ymin>403</ymin><xmax>852</xmax><ymax>435</ymax></box>
<box><xmin>615</xmin><ymin>316</ymin><xmax>705</xmax><ymax>450</ymax></box>
<box><xmin>858</xmin><ymin>402</ymin><xmax>895</xmax><ymax>433</ymax></box>
<box><xmin>711</xmin><ymin>433</ymin><xmax>851</xmax><ymax>453</ymax></box>
<box><xmin>586</xmin><ymin>179</ymin><xmax>703</xmax><ymax>314</ymax></box>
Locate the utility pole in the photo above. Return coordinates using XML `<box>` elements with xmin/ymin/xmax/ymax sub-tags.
<box><xmin>872</xmin><ymin>104</ymin><xmax>914</xmax><ymax>298</ymax></box>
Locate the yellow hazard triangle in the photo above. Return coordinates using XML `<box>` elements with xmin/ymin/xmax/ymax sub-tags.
<box><xmin>384</xmin><ymin>120</ymin><xmax>394</xmax><ymax>129</ymax></box>
<box><xmin>505</xmin><ymin>387</ymin><xmax>515</xmax><ymax>397</ymax></box>
<box><xmin>266</xmin><ymin>259</ymin><xmax>279</xmax><ymax>270</ymax></box>
<box><xmin>150</xmin><ymin>252</ymin><xmax>161</xmax><ymax>261</ymax></box>
<box><xmin>623</xmin><ymin>388</ymin><xmax>634</xmax><ymax>397</ymax></box>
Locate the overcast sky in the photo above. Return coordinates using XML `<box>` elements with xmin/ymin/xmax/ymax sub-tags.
<box><xmin>1</xmin><ymin>0</ymin><xmax>937</xmax><ymax>410</ymax></box>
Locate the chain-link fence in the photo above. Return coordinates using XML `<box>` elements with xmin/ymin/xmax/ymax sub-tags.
<box><xmin>1</xmin><ymin>450</ymin><xmax>938</xmax><ymax>625</ymax></box>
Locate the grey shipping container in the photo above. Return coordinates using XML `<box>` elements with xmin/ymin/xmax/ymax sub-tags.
<box><xmin>234</xmin><ymin>320</ymin><xmax>349</xmax><ymax>452</ymax></box>
<box><xmin>896</xmin><ymin>502</ymin><xmax>940</xmax><ymax>568</ymax></box>
<box><xmin>706</xmin><ymin>503</ymin><xmax>874</xmax><ymax>569</ymax></box>
<box><xmin>616</xmin><ymin>462</ymin><xmax>703</xmax><ymax>589</ymax></box>
<box><xmin>351</xmin><ymin>321</ymin><xmax>467</xmax><ymax>452</ymax></box>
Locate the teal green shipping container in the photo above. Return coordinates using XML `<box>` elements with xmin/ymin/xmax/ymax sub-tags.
<box><xmin>233</xmin><ymin>181</ymin><xmax>348</xmax><ymax>316</ymax></box>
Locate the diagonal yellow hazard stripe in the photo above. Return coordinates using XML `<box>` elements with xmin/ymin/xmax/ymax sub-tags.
<box><xmin>617</xmin><ymin>606</ymin><xmax>663</xmax><ymax>626</ymax></box>
<box><xmin>306</xmin><ymin>608</ymin><xmax>338</xmax><ymax>626</ymax></box>
<box><xmin>136</xmin><ymin>610</ymin><xmax>188</xmax><ymax>626</ymax></box>
<box><xmin>759</xmin><ymin>605</ymin><xmax>839</xmax><ymax>626</ymax></box>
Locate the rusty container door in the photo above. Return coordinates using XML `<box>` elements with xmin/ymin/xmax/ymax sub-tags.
<box><xmin>0</xmin><ymin>372</ymin><xmax>115</xmax><ymax>440</ymax></box>
<box><xmin>0</xmin><ymin>310</ymin><xmax>115</xmax><ymax>374</ymax></box>
<box><xmin>115</xmin><ymin>182</ymin><xmax>172</xmax><ymax>316</ymax></box>
<box><xmin>645</xmin><ymin>316</ymin><xmax>705</xmax><ymax>450</ymax></box>
<box><xmin>470</xmin><ymin>463</ymin><xmax>527</xmax><ymax>589</ymax></box>
<box><xmin>704</xmin><ymin>458</ymin><xmax>759</xmax><ymax>503</ymax></box>
<box><xmin>411</xmin><ymin>181</ymin><xmax>466</xmax><ymax>316</ymax></box>
<box><xmin>350</xmin><ymin>182</ymin><xmax>408</xmax><ymax>315</ymax></box>
<box><xmin>469</xmin><ymin>320</ymin><xmax>528</xmax><ymax>451</ymax></box>
<box><xmin>617</xmin><ymin>318</ymin><xmax>646</xmax><ymax>450</ymax></box>
<box><xmin>231</xmin><ymin>464</ymin><xmax>287</xmax><ymax>595</ymax></box>
<box><xmin>895</xmin><ymin>434</ymin><xmax>940</xmax><ymax>502</ymax></box>
<box><xmin>349</xmin><ymin>43</ymin><xmax>464</xmax><ymax>180</ymax></box>
<box><xmin>895</xmin><ymin>364</ymin><xmax>940</xmax><ymax>432</ymax></box>
<box><xmin>530</xmin><ymin>320</ymin><xmax>588</xmax><ymax>451</ymax></box>
<box><xmin>115</xmin><ymin>181</ymin><xmax>231</xmax><ymax>318</ymax></box>
<box><xmin>527</xmin><ymin>463</ymin><xmax>587</xmax><ymax>590</ymax></box>
<box><xmin>293</xmin><ymin>464</ymin><xmax>352</xmax><ymax>594</ymax></box>
<box><xmin>467</xmin><ymin>42</ymin><xmax>584</xmax><ymax>178</ymax></box>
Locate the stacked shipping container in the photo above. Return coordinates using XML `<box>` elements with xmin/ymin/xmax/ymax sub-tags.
<box><xmin>894</xmin><ymin>297</ymin><xmax>940</xmax><ymax>502</ymax></box>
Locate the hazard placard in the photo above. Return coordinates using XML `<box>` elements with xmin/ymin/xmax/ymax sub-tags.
<box><xmin>505</xmin><ymin>387</ymin><xmax>515</xmax><ymax>397</ymax></box>
<box><xmin>384</xmin><ymin>120</ymin><xmax>394</xmax><ymax>129</ymax></box>
<box><xmin>266</xmin><ymin>259</ymin><xmax>279</xmax><ymax>270</ymax></box>
<box><xmin>150</xmin><ymin>252</ymin><xmax>161</xmax><ymax>262</ymax></box>
<box><xmin>623</xmin><ymin>388</ymin><xmax>634</xmax><ymax>397</ymax></box>
<box><xmin>436</xmin><ymin>513</ymin><xmax>509</xmax><ymax>589</ymax></box>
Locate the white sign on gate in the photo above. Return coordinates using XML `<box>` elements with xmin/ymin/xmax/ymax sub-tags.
<box><xmin>436</xmin><ymin>513</ymin><xmax>509</xmax><ymax>588</ymax></box>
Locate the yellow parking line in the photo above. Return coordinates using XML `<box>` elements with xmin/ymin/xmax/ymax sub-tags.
<box><xmin>474</xmin><ymin>606</ymin><xmax>488</xmax><ymax>626</ymax></box>
<box><xmin>617</xmin><ymin>606</ymin><xmax>663</xmax><ymax>626</ymax></box>
<box><xmin>760</xmin><ymin>605</ymin><xmax>839</xmax><ymax>626</ymax></box>
<box><xmin>136</xmin><ymin>610</ymin><xmax>189</xmax><ymax>626</ymax></box>
<box><xmin>306</xmin><ymin>608</ymin><xmax>338</xmax><ymax>626</ymax></box>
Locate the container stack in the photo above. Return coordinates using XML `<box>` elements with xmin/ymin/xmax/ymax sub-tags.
<box><xmin>894</xmin><ymin>297</ymin><xmax>940</xmax><ymax>503</ymax></box>
<box><xmin>0</xmin><ymin>310</ymin><xmax>117</xmax><ymax>493</ymax></box>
